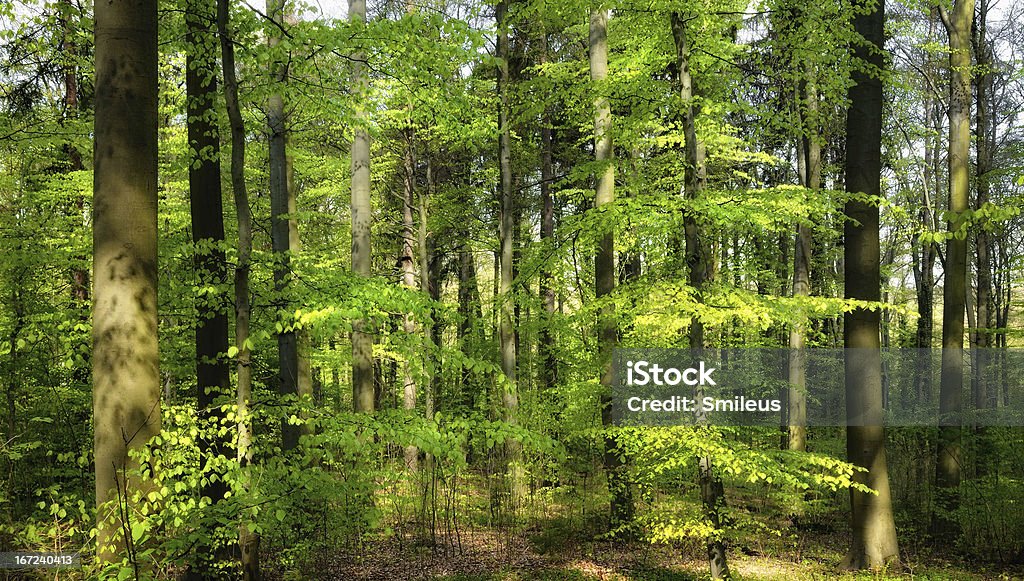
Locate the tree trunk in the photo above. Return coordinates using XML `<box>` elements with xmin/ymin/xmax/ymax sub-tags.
<box><xmin>218</xmin><ymin>0</ymin><xmax>260</xmax><ymax>575</ymax></box>
<box><xmin>496</xmin><ymin>0</ymin><xmax>523</xmax><ymax>504</ymax></box>
<box><xmin>538</xmin><ymin>30</ymin><xmax>557</xmax><ymax>392</ymax></box>
<box><xmin>422</xmin><ymin>159</ymin><xmax>439</xmax><ymax>419</ymax></box>
<box><xmin>971</xmin><ymin>0</ymin><xmax>994</xmax><ymax>475</ymax></box>
<box><xmin>401</xmin><ymin>132</ymin><xmax>419</xmax><ymax>471</ymax></box>
<box><xmin>265</xmin><ymin>0</ymin><xmax>301</xmax><ymax>449</ymax></box>
<box><xmin>672</xmin><ymin>12</ymin><xmax>727</xmax><ymax>578</ymax></box>
<box><xmin>351</xmin><ymin>0</ymin><xmax>375</xmax><ymax>413</ymax></box>
<box><xmin>842</xmin><ymin>0</ymin><xmax>900</xmax><ymax>569</ymax></box>
<box><xmin>934</xmin><ymin>0</ymin><xmax>974</xmax><ymax>537</ymax></box>
<box><xmin>185</xmin><ymin>0</ymin><xmax>231</xmax><ymax>570</ymax></box>
<box><xmin>592</xmin><ymin>7</ymin><xmax>634</xmax><ymax>532</ymax></box>
<box><xmin>92</xmin><ymin>0</ymin><xmax>161</xmax><ymax>561</ymax></box>
<box><xmin>788</xmin><ymin>70</ymin><xmax>819</xmax><ymax>453</ymax></box>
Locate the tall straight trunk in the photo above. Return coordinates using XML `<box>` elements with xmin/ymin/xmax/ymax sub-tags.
<box><xmin>934</xmin><ymin>0</ymin><xmax>974</xmax><ymax>535</ymax></box>
<box><xmin>914</xmin><ymin>65</ymin><xmax>936</xmax><ymax>354</ymax></box>
<box><xmin>788</xmin><ymin>73</ymin><xmax>819</xmax><ymax>453</ymax></box>
<box><xmin>92</xmin><ymin>0</ymin><xmax>160</xmax><ymax>561</ymax></box>
<box><xmin>971</xmin><ymin>0</ymin><xmax>994</xmax><ymax>474</ymax></box>
<box><xmin>265</xmin><ymin>0</ymin><xmax>300</xmax><ymax>449</ymax></box>
<box><xmin>185</xmin><ymin>1</ymin><xmax>232</xmax><ymax>573</ymax></box>
<box><xmin>914</xmin><ymin>18</ymin><xmax>939</xmax><ymax>411</ymax></box>
<box><xmin>350</xmin><ymin>0</ymin><xmax>374</xmax><ymax>413</ymax></box>
<box><xmin>185</xmin><ymin>0</ymin><xmax>230</xmax><ymax>546</ymax></box>
<box><xmin>592</xmin><ymin>7</ymin><xmax>633</xmax><ymax>531</ymax></box>
<box><xmin>496</xmin><ymin>0</ymin><xmax>523</xmax><ymax>503</ymax></box>
<box><xmin>538</xmin><ymin>31</ymin><xmax>557</xmax><ymax>392</ymax></box>
<box><xmin>401</xmin><ymin>133</ymin><xmax>419</xmax><ymax>470</ymax></box>
<box><xmin>289</xmin><ymin>154</ymin><xmax>313</xmax><ymax>431</ymax></box>
<box><xmin>421</xmin><ymin>158</ymin><xmax>438</xmax><ymax>419</ymax></box>
<box><xmin>842</xmin><ymin>0</ymin><xmax>899</xmax><ymax>569</ymax></box>
<box><xmin>218</xmin><ymin>0</ymin><xmax>260</xmax><ymax>576</ymax></box>
<box><xmin>972</xmin><ymin>0</ymin><xmax>993</xmax><ymax>363</ymax></box>
<box><xmin>672</xmin><ymin>12</ymin><xmax>727</xmax><ymax>578</ymax></box>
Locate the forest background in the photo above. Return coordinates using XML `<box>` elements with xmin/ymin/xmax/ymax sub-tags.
<box><xmin>1</xmin><ymin>0</ymin><xmax>1023</xmax><ymax>578</ymax></box>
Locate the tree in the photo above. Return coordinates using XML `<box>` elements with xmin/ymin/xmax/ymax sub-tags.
<box><xmin>970</xmin><ymin>0</ymin><xmax>994</xmax><ymax>459</ymax></box>
<box><xmin>92</xmin><ymin>0</ymin><xmax>160</xmax><ymax>561</ymax></box>
<box><xmin>671</xmin><ymin>10</ymin><xmax>728</xmax><ymax>578</ymax></box>
<box><xmin>400</xmin><ymin>129</ymin><xmax>419</xmax><ymax>470</ymax></box>
<box><xmin>842</xmin><ymin>0</ymin><xmax>900</xmax><ymax>569</ymax></box>
<box><xmin>590</xmin><ymin>5</ymin><xmax>633</xmax><ymax>532</ymax></box>
<box><xmin>265</xmin><ymin>0</ymin><xmax>302</xmax><ymax>449</ymax></box>
<box><xmin>934</xmin><ymin>0</ymin><xmax>974</xmax><ymax>535</ymax></box>
<box><xmin>217</xmin><ymin>0</ymin><xmax>260</xmax><ymax>576</ymax></box>
<box><xmin>785</xmin><ymin>6</ymin><xmax>822</xmax><ymax>453</ymax></box>
<box><xmin>351</xmin><ymin>0</ymin><xmax>374</xmax><ymax>414</ymax></box>
<box><xmin>185</xmin><ymin>0</ymin><xmax>231</xmax><ymax>570</ymax></box>
<box><xmin>538</xmin><ymin>28</ymin><xmax>557</xmax><ymax>392</ymax></box>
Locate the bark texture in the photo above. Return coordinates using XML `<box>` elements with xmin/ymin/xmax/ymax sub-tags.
<box><xmin>842</xmin><ymin>0</ymin><xmax>900</xmax><ymax>568</ymax></box>
<box><xmin>593</xmin><ymin>7</ymin><xmax>634</xmax><ymax>532</ymax></box>
<box><xmin>351</xmin><ymin>0</ymin><xmax>375</xmax><ymax>413</ymax></box>
<box><xmin>92</xmin><ymin>0</ymin><xmax>160</xmax><ymax>561</ymax></box>
<box><xmin>934</xmin><ymin>0</ymin><xmax>974</xmax><ymax>535</ymax></box>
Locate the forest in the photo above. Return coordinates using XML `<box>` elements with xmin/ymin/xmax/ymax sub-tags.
<box><xmin>0</xmin><ymin>0</ymin><xmax>1023</xmax><ymax>578</ymax></box>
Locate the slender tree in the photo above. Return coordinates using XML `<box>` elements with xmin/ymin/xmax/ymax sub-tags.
<box><xmin>351</xmin><ymin>0</ymin><xmax>375</xmax><ymax>413</ymax></box>
<box><xmin>788</xmin><ymin>64</ymin><xmax>820</xmax><ymax>453</ymax></box>
<box><xmin>971</xmin><ymin>0</ymin><xmax>994</xmax><ymax>406</ymax></box>
<box><xmin>218</xmin><ymin>0</ymin><xmax>260</xmax><ymax>575</ymax></box>
<box><xmin>672</xmin><ymin>11</ymin><xmax>728</xmax><ymax>579</ymax></box>
<box><xmin>185</xmin><ymin>0</ymin><xmax>231</xmax><ymax>572</ymax></box>
<box><xmin>538</xmin><ymin>29</ymin><xmax>557</xmax><ymax>392</ymax></box>
<box><xmin>934</xmin><ymin>0</ymin><xmax>974</xmax><ymax>535</ymax></box>
<box><xmin>400</xmin><ymin>132</ymin><xmax>419</xmax><ymax>470</ymax></box>
<box><xmin>593</xmin><ymin>5</ymin><xmax>633</xmax><ymax>532</ymax></box>
<box><xmin>843</xmin><ymin>0</ymin><xmax>900</xmax><ymax>568</ymax></box>
<box><xmin>92</xmin><ymin>0</ymin><xmax>160</xmax><ymax>561</ymax></box>
<box><xmin>264</xmin><ymin>0</ymin><xmax>302</xmax><ymax>448</ymax></box>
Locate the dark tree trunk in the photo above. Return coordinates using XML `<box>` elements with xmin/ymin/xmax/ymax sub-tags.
<box><xmin>842</xmin><ymin>0</ymin><xmax>900</xmax><ymax>569</ymax></box>
<box><xmin>538</xmin><ymin>31</ymin><xmax>557</xmax><ymax>393</ymax></box>
<box><xmin>185</xmin><ymin>0</ymin><xmax>233</xmax><ymax>572</ymax></box>
<box><xmin>185</xmin><ymin>0</ymin><xmax>231</xmax><ymax>570</ymax></box>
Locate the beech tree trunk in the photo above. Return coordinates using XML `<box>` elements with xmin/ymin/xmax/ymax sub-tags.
<box><xmin>401</xmin><ymin>133</ymin><xmax>419</xmax><ymax>470</ymax></box>
<box><xmin>672</xmin><ymin>12</ymin><xmax>727</xmax><ymax>578</ymax></box>
<box><xmin>592</xmin><ymin>7</ymin><xmax>634</xmax><ymax>532</ymax></box>
<box><xmin>538</xmin><ymin>30</ymin><xmax>557</xmax><ymax>392</ymax></box>
<box><xmin>934</xmin><ymin>0</ymin><xmax>974</xmax><ymax>536</ymax></box>
<box><xmin>788</xmin><ymin>70</ymin><xmax>819</xmax><ymax>453</ymax></box>
<box><xmin>92</xmin><ymin>0</ymin><xmax>160</xmax><ymax>561</ymax></box>
<box><xmin>218</xmin><ymin>0</ymin><xmax>260</xmax><ymax>575</ymax></box>
<box><xmin>351</xmin><ymin>0</ymin><xmax>375</xmax><ymax>413</ymax></box>
<box><xmin>842</xmin><ymin>0</ymin><xmax>900</xmax><ymax>568</ymax></box>
<box><xmin>185</xmin><ymin>0</ymin><xmax>231</xmax><ymax>570</ymax></box>
<box><xmin>265</xmin><ymin>0</ymin><xmax>302</xmax><ymax>449</ymax></box>
<box><xmin>495</xmin><ymin>0</ymin><xmax>524</xmax><ymax>505</ymax></box>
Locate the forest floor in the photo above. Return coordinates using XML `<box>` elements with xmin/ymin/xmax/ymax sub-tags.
<box><xmin>282</xmin><ymin>519</ymin><xmax>1024</xmax><ymax>581</ymax></box>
